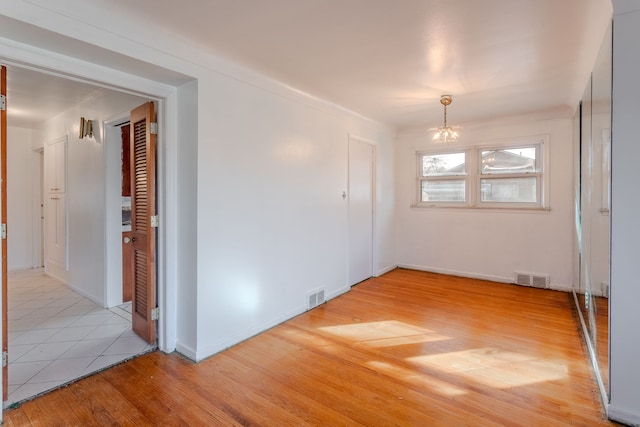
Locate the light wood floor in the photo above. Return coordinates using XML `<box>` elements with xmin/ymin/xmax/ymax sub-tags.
<box><xmin>3</xmin><ymin>269</ymin><xmax>618</xmax><ymax>426</ymax></box>
<box><xmin>594</xmin><ymin>296</ymin><xmax>609</xmax><ymax>392</ymax></box>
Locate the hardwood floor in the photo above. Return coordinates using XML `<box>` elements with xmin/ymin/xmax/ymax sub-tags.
<box><xmin>3</xmin><ymin>269</ymin><xmax>618</xmax><ymax>426</ymax></box>
<box><xmin>594</xmin><ymin>296</ymin><xmax>609</xmax><ymax>392</ymax></box>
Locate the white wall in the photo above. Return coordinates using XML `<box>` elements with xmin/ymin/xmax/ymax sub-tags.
<box><xmin>193</xmin><ymin>74</ymin><xmax>395</xmax><ymax>359</ymax></box>
<box><xmin>34</xmin><ymin>90</ymin><xmax>148</xmax><ymax>305</ymax></box>
<box><xmin>395</xmin><ymin>116</ymin><xmax>574</xmax><ymax>289</ymax></box>
<box><xmin>609</xmin><ymin>2</ymin><xmax>640</xmax><ymax>424</ymax></box>
<box><xmin>175</xmin><ymin>80</ymin><xmax>198</xmax><ymax>356</ymax></box>
<box><xmin>7</xmin><ymin>126</ymin><xmax>34</xmax><ymax>271</ymax></box>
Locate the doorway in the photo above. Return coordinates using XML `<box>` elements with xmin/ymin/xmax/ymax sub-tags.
<box><xmin>27</xmin><ymin>148</ymin><xmax>45</xmax><ymax>270</ymax></box>
<box><xmin>0</xmin><ymin>67</ymin><xmax>168</xmax><ymax>408</ymax></box>
<box><xmin>105</xmin><ymin>101</ymin><xmax>158</xmax><ymax>344</ymax></box>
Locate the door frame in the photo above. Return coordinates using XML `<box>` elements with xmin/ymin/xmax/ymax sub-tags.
<box><xmin>347</xmin><ymin>134</ymin><xmax>377</xmax><ymax>285</ymax></box>
<box><xmin>0</xmin><ymin>50</ymin><xmax>180</xmax><ymax>361</ymax></box>
<box><xmin>31</xmin><ymin>147</ymin><xmax>44</xmax><ymax>268</ymax></box>
<box><xmin>104</xmin><ymin>114</ymin><xmax>133</xmax><ymax>308</ymax></box>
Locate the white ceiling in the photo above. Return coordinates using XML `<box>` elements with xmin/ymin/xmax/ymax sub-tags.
<box><xmin>6</xmin><ymin>67</ymin><xmax>110</xmax><ymax>129</ymax></box>
<box><xmin>4</xmin><ymin>0</ymin><xmax>612</xmax><ymax>130</ymax></box>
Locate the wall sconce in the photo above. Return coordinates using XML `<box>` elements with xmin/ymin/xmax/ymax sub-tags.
<box><xmin>79</xmin><ymin>117</ymin><xmax>94</xmax><ymax>139</ymax></box>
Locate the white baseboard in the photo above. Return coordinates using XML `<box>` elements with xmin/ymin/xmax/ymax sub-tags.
<box><xmin>46</xmin><ymin>271</ymin><xmax>106</xmax><ymax>308</ymax></box>
<box><xmin>64</xmin><ymin>281</ymin><xmax>105</xmax><ymax>307</ymax></box>
<box><xmin>397</xmin><ymin>264</ymin><xmax>573</xmax><ymax>292</ymax></box>
<box><xmin>547</xmin><ymin>283</ymin><xmax>574</xmax><ymax>293</ymax></box>
<box><xmin>8</xmin><ymin>265</ymin><xmax>35</xmax><ymax>272</ymax></box>
<box><xmin>376</xmin><ymin>264</ymin><xmax>398</xmax><ymax>277</ymax></box>
<box><xmin>608</xmin><ymin>405</ymin><xmax>640</xmax><ymax>426</ymax></box>
<box><xmin>397</xmin><ymin>263</ymin><xmax>513</xmax><ymax>284</ymax></box>
<box><xmin>575</xmin><ymin>288</ymin><xmax>608</xmax><ymax>298</ymax></box>
<box><xmin>328</xmin><ymin>285</ymin><xmax>351</xmax><ymax>300</ymax></box>
<box><xmin>175</xmin><ymin>342</ymin><xmax>197</xmax><ymax>361</ymax></box>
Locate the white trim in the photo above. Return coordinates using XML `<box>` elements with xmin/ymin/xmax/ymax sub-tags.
<box><xmin>398</xmin><ymin>263</ymin><xmax>513</xmax><ymax>284</ymax></box>
<box><xmin>0</xmin><ymin>38</ymin><xmax>175</xmax><ymax>102</ymax></box>
<box><xmin>157</xmin><ymin>91</ymin><xmax>179</xmax><ymax>353</ymax></box>
<box><xmin>545</xmin><ymin>282</ymin><xmax>574</xmax><ymax>293</ymax></box>
<box><xmin>175</xmin><ymin>342</ymin><xmax>197</xmax><ymax>361</ymax></box>
<box><xmin>376</xmin><ymin>264</ymin><xmax>398</xmax><ymax>277</ymax></box>
<box><xmin>397</xmin><ymin>264</ymin><xmax>573</xmax><ymax>292</ymax></box>
<box><xmin>7</xmin><ymin>265</ymin><xmax>35</xmax><ymax>272</ymax></box>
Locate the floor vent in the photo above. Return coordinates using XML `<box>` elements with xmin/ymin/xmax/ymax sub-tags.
<box><xmin>516</xmin><ymin>273</ymin><xmax>530</xmax><ymax>286</ymax></box>
<box><xmin>308</xmin><ymin>289</ymin><xmax>325</xmax><ymax>310</ymax></box>
<box><xmin>531</xmin><ymin>275</ymin><xmax>549</xmax><ymax>288</ymax></box>
<box><xmin>515</xmin><ymin>272</ymin><xmax>550</xmax><ymax>289</ymax></box>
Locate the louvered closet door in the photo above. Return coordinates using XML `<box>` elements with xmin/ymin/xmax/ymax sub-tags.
<box><xmin>130</xmin><ymin>102</ymin><xmax>157</xmax><ymax>344</ymax></box>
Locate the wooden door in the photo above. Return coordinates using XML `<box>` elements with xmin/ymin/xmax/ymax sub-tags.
<box><xmin>348</xmin><ymin>138</ymin><xmax>374</xmax><ymax>286</ymax></box>
<box><xmin>1</xmin><ymin>65</ymin><xmax>7</xmax><ymax>400</ymax></box>
<box><xmin>130</xmin><ymin>102</ymin><xmax>157</xmax><ymax>344</ymax></box>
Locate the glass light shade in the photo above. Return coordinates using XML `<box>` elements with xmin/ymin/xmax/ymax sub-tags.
<box><xmin>432</xmin><ymin>126</ymin><xmax>459</xmax><ymax>143</ymax></box>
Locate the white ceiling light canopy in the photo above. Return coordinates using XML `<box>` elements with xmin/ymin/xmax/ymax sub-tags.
<box><xmin>430</xmin><ymin>94</ymin><xmax>462</xmax><ymax>142</ymax></box>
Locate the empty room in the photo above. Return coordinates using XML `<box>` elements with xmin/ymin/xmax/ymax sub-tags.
<box><xmin>1</xmin><ymin>0</ymin><xmax>639</xmax><ymax>425</ymax></box>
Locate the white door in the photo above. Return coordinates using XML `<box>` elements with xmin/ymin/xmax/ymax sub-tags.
<box><xmin>348</xmin><ymin>137</ymin><xmax>374</xmax><ymax>286</ymax></box>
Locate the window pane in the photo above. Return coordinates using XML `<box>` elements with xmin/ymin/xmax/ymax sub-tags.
<box><xmin>422</xmin><ymin>152</ymin><xmax>465</xmax><ymax>176</ymax></box>
<box><xmin>422</xmin><ymin>180</ymin><xmax>465</xmax><ymax>202</ymax></box>
<box><xmin>481</xmin><ymin>146</ymin><xmax>538</xmax><ymax>174</ymax></box>
<box><xmin>480</xmin><ymin>177</ymin><xmax>537</xmax><ymax>203</ymax></box>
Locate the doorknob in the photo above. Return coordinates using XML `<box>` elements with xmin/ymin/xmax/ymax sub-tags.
<box><xmin>124</xmin><ymin>237</ymin><xmax>131</xmax><ymax>244</ymax></box>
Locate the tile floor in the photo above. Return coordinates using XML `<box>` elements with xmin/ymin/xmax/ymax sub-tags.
<box><xmin>5</xmin><ymin>268</ymin><xmax>155</xmax><ymax>408</ymax></box>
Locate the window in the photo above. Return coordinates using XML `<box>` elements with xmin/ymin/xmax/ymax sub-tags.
<box><xmin>416</xmin><ymin>139</ymin><xmax>546</xmax><ymax>209</ymax></box>
<box><xmin>419</xmin><ymin>151</ymin><xmax>467</xmax><ymax>203</ymax></box>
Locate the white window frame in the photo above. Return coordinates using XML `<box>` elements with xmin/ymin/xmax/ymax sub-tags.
<box><xmin>414</xmin><ymin>136</ymin><xmax>549</xmax><ymax>210</ymax></box>
<box><xmin>416</xmin><ymin>149</ymin><xmax>469</xmax><ymax>207</ymax></box>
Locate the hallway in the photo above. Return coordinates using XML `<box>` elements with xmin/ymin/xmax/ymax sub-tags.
<box><xmin>5</xmin><ymin>268</ymin><xmax>155</xmax><ymax>407</ymax></box>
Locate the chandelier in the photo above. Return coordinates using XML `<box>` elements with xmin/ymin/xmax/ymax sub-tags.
<box><xmin>430</xmin><ymin>95</ymin><xmax>461</xmax><ymax>142</ymax></box>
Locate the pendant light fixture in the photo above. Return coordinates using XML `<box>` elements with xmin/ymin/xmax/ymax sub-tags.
<box><xmin>430</xmin><ymin>95</ymin><xmax>461</xmax><ymax>142</ymax></box>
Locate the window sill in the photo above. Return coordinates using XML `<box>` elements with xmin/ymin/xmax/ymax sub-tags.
<box><xmin>410</xmin><ymin>204</ymin><xmax>551</xmax><ymax>214</ymax></box>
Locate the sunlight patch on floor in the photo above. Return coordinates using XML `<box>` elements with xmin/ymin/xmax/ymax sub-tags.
<box><xmin>318</xmin><ymin>320</ymin><xmax>450</xmax><ymax>347</ymax></box>
<box><xmin>407</xmin><ymin>347</ymin><xmax>568</xmax><ymax>388</ymax></box>
<box><xmin>366</xmin><ymin>360</ymin><xmax>468</xmax><ymax>397</ymax></box>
